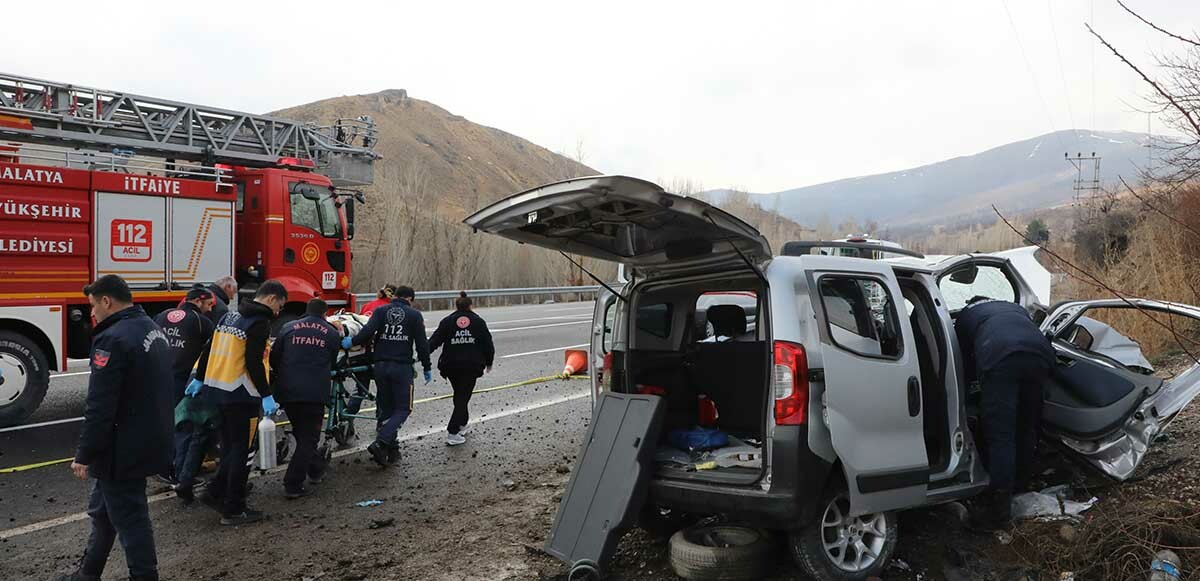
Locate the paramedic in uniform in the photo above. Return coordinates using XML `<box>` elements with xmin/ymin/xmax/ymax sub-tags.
<box><xmin>206</xmin><ymin>275</ymin><xmax>238</xmax><ymax>324</ymax></box>
<box><xmin>955</xmin><ymin>295</ymin><xmax>1056</xmax><ymax>529</ymax></box>
<box><xmin>152</xmin><ymin>284</ymin><xmax>215</xmax><ymax>484</ymax></box>
<box><xmin>429</xmin><ymin>291</ymin><xmax>494</xmax><ymax>446</ymax></box>
<box><xmin>343</xmin><ymin>285</ymin><xmax>432</xmax><ymax>466</ymax></box>
<box><xmin>270</xmin><ymin>298</ymin><xmax>340</xmax><ymax>498</ymax></box>
<box><xmin>189</xmin><ymin>280</ymin><xmax>288</xmax><ymax>525</ymax></box>
<box><xmin>62</xmin><ymin>275</ymin><xmax>171</xmax><ymax>581</ymax></box>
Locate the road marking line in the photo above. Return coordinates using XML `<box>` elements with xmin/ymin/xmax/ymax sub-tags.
<box><xmin>47</xmin><ymin>317</ymin><xmax>591</xmax><ymax>381</ymax></box>
<box><xmin>489</xmin><ymin>320</ymin><xmax>588</xmax><ymax>333</ymax></box>
<box><xmin>0</xmin><ymin>416</ymin><xmax>89</xmax><ymax>433</ymax></box>
<box><xmin>10</xmin><ymin>341</ymin><xmax>588</xmax><ymax>434</ymax></box>
<box><xmin>0</xmin><ymin>390</ymin><xmax>589</xmax><ymax>540</ymax></box>
<box><xmin>1</xmin><ymin>375</ymin><xmax>588</xmax><ymax>465</ymax></box>
<box><xmin>501</xmin><ymin>344</ymin><xmax>588</xmax><ymax>359</ymax></box>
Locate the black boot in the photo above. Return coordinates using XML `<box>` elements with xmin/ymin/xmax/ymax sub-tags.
<box><xmin>969</xmin><ymin>490</ymin><xmax>1013</xmax><ymax>531</ymax></box>
<box><xmin>56</xmin><ymin>572</ymin><xmax>100</xmax><ymax>581</ymax></box>
<box><xmin>366</xmin><ymin>441</ymin><xmax>388</xmax><ymax>466</ymax></box>
<box><xmin>386</xmin><ymin>443</ymin><xmax>401</xmax><ymax>465</ymax></box>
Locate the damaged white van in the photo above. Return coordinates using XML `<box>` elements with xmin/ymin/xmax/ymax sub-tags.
<box><xmin>465</xmin><ymin>175</ymin><xmax>1200</xmax><ymax>580</ymax></box>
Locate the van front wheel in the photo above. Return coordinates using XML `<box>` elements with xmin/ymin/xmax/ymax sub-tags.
<box><xmin>789</xmin><ymin>488</ymin><xmax>897</xmax><ymax>580</ymax></box>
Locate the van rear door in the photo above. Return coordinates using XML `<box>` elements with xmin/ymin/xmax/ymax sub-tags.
<box><xmin>805</xmin><ymin>257</ymin><xmax>929</xmax><ymax>516</ymax></box>
<box><xmin>463</xmin><ymin>175</ymin><xmax>770</xmax><ymax>278</ymax></box>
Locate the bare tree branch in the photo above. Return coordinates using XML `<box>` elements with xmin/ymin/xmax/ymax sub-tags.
<box><xmin>1118</xmin><ymin>175</ymin><xmax>1200</xmax><ymax>240</ymax></box>
<box><xmin>1116</xmin><ymin>0</ymin><xmax>1200</xmax><ymax>48</ymax></box>
<box><xmin>1088</xmin><ymin>24</ymin><xmax>1200</xmax><ymax>137</ymax></box>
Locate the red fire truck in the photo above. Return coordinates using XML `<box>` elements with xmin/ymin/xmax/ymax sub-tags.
<box><xmin>0</xmin><ymin>73</ymin><xmax>378</xmax><ymax>426</ymax></box>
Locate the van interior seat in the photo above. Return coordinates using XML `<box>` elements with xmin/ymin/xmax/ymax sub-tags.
<box><xmin>687</xmin><ymin>342</ymin><xmax>766</xmax><ymax>436</ymax></box>
<box><xmin>707</xmin><ymin>304</ymin><xmax>747</xmax><ymax>337</ymax></box>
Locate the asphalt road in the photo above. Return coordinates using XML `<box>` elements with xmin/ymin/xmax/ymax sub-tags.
<box><xmin>0</xmin><ymin>301</ymin><xmax>595</xmax><ymax>541</ymax></box>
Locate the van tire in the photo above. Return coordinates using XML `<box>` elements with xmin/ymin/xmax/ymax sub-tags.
<box><xmin>668</xmin><ymin>524</ymin><xmax>772</xmax><ymax>580</ymax></box>
<box><xmin>0</xmin><ymin>331</ymin><xmax>51</xmax><ymax>428</ymax></box>
<box><xmin>789</xmin><ymin>485</ymin><xmax>898</xmax><ymax>580</ymax></box>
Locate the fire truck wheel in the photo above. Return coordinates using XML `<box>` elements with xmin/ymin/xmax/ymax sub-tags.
<box><xmin>0</xmin><ymin>331</ymin><xmax>51</xmax><ymax>428</ymax></box>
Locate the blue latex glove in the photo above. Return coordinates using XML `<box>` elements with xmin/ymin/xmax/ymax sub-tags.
<box><xmin>423</xmin><ymin>369</ymin><xmax>433</xmax><ymax>385</ymax></box>
<box><xmin>341</xmin><ymin>336</ymin><xmax>353</xmax><ymax>349</ymax></box>
<box><xmin>261</xmin><ymin>395</ymin><xmax>279</xmax><ymax>416</ymax></box>
<box><xmin>185</xmin><ymin>379</ymin><xmax>203</xmax><ymax>398</ymax></box>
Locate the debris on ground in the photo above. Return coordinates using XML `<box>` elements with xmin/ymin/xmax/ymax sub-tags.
<box><xmin>354</xmin><ymin>499</ymin><xmax>384</xmax><ymax>507</ymax></box>
<box><xmin>1011</xmin><ymin>485</ymin><xmax>1097</xmax><ymax>520</ymax></box>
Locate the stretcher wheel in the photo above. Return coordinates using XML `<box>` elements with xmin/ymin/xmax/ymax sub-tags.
<box><xmin>332</xmin><ymin>419</ymin><xmax>356</xmax><ymax>447</ymax></box>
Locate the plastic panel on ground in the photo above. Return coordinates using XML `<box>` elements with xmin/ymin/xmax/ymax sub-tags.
<box><xmin>545</xmin><ymin>392</ymin><xmax>665</xmax><ymax>574</ymax></box>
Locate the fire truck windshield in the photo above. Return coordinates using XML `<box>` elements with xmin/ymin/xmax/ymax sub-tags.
<box><xmin>289</xmin><ymin>182</ymin><xmax>343</xmax><ymax>238</ymax></box>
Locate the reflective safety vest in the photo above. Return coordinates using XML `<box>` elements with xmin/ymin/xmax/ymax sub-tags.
<box><xmin>202</xmin><ymin>311</ymin><xmax>271</xmax><ymax>396</ymax></box>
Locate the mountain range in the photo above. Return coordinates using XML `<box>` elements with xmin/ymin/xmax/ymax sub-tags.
<box><xmin>703</xmin><ymin>130</ymin><xmax>1161</xmax><ymax>232</ymax></box>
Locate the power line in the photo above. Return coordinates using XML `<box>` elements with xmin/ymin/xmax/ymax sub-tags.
<box><xmin>1047</xmin><ymin>0</ymin><xmax>1080</xmax><ymax>147</ymax></box>
<box><xmin>1000</xmin><ymin>0</ymin><xmax>1068</xmax><ymax>152</ymax></box>
<box><xmin>1091</xmin><ymin>0</ymin><xmax>1097</xmax><ymax>133</ymax></box>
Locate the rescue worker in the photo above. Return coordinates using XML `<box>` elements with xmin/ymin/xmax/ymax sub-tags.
<box><xmin>342</xmin><ymin>285</ymin><xmax>432</xmax><ymax>466</ymax></box>
<box><xmin>206</xmin><ymin>275</ymin><xmax>238</xmax><ymax>324</ymax></box>
<box><xmin>955</xmin><ymin>295</ymin><xmax>1056</xmax><ymax>529</ymax></box>
<box><xmin>429</xmin><ymin>291</ymin><xmax>494</xmax><ymax>446</ymax></box>
<box><xmin>61</xmin><ymin>275</ymin><xmax>171</xmax><ymax>581</ymax></box>
<box><xmin>152</xmin><ymin>284</ymin><xmax>215</xmax><ymax>486</ymax></box>
<box><xmin>270</xmin><ymin>299</ymin><xmax>340</xmax><ymax>498</ymax></box>
<box><xmin>188</xmin><ymin>280</ymin><xmax>288</xmax><ymax>525</ymax></box>
<box><xmin>360</xmin><ymin>283</ymin><xmax>397</xmax><ymax>316</ymax></box>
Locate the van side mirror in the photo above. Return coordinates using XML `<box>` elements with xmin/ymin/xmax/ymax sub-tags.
<box><xmin>344</xmin><ymin>198</ymin><xmax>356</xmax><ymax>240</ymax></box>
<box><xmin>949</xmin><ymin>265</ymin><xmax>979</xmax><ymax>285</ymax></box>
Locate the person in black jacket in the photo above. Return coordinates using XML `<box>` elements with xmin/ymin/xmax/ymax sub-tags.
<box><xmin>189</xmin><ymin>280</ymin><xmax>287</xmax><ymax>526</ymax></box>
<box><xmin>61</xmin><ymin>275</ymin><xmax>171</xmax><ymax>581</ymax></box>
<box><xmin>270</xmin><ymin>299</ymin><xmax>340</xmax><ymax>498</ymax></box>
<box><xmin>205</xmin><ymin>275</ymin><xmax>238</xmax><ymax>325</ymax></box>
<box><xmin>429</xmin><ymin>292</ymin><xmax>495</xmax><ymax>446</ymax></box>
<box><xmin>152</xmin><ymin>284</ymin><xmax>215</xmax><ymax>486</ymax></box>
<box><xmin>343</xmin><ymin>285</ymin><xmax>432</xmax><ymax>466</ymax></box>
<box><xmin>956</xmin><ymin>296</ymin><xmax>1056</xmax><ymax>529</ymax></box>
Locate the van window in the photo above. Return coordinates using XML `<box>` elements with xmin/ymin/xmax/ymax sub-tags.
<box><xmin>819</xmin><ymin>276</ymin><xmax>903</xmax><ymax>358</ymax></box>
<box><xmin>601</xmin><ymin>301</ymin><xmax>617</xmax><ymax>353</ymax></box>
<box><xmin>939</xmin><ymin>264</ymin><xmax>1016</xmax><ymax>311</ymax></box>
<box><xmin>636</xmin><ymin>303</ymin><xmax>673</xmax><ymax>339</ymax></box>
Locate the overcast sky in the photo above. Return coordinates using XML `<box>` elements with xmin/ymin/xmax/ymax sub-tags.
<box><xmin>3</xmin><ymin>1</ymin><xmax>1197</xmax><ymax>192</ymax></box>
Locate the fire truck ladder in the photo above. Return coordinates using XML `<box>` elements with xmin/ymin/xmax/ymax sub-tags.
<box><xmin>0</xmin><ymin>72</ymin><xmax>378</xmax><ymax>186</ymax></box>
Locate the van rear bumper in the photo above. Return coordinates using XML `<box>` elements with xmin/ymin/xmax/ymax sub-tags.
<box><xmin>647</xmin><ymin>425</ymin><xmax>834</xmax><ymax>531</ymax></box>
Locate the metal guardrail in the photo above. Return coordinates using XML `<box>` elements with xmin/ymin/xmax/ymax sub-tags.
<box><xmin>353</xmin><ymin>285</ymin><xmax>601</xmax><ymax>307</ymax></box>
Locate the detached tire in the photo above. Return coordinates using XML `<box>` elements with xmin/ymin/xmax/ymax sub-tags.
<box><xmin>0</xmin><ymin>331</ymin><xmax>51</xmax><ymax>428</ymax></box>
<box><xmin>790</xmin><ymin>486</ymin><xmax>898</xmax><ymax>581</ymax></box>
<box><xmin>668</xmin><ymin>525</ymin><xmax>772</xmax><ymax>580</ymax></box>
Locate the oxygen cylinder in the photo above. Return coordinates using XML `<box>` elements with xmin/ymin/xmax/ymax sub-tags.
<box><xmin>257</xmin><ymin>416</ymin><xmax>278</xmax><ymax>470</ymax></box>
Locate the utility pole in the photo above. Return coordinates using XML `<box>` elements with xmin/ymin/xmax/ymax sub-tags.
<box><xmin>1066</xmin><ymin>152</ymin><xmax>1102</xmax><ymax>222</ymax></box>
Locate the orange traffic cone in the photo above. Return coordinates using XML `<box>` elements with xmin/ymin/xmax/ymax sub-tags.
<box><xmin>562</xmin><ymin>349</ymin><xmax>588</xmax><ymax>377</ymax></box>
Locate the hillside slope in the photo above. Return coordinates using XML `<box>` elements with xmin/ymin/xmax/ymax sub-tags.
<box><xmin>273</xmin><ymin>89</ymin><xmax>596</xmax><ymax>215</ymax></box>
<box><xmin>271</xmin><ymin>89</ymin><xmax>600</xmax><ymax>292</ymax></box>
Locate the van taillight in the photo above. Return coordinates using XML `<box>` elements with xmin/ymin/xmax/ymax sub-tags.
<box><xmin>600</xmin><ymin>352</ymin><xmax>614</xmax><ymax>392</ymax></box>
<box><xmin>773</xmin><ymin>341</ymin><xmax>808</xmax><ymax>425</ymax></box>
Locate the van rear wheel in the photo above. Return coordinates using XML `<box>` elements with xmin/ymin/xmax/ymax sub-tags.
<box><xmin>790</xmin><ymin>487</ymin><xmax>897</xmax><ymax>580</ymax></box>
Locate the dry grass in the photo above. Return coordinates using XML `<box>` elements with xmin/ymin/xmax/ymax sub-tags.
<box><xmin>1055</xmin><ymin>190</ymin><xmax>1200</xmax><ymax>362</ymax></box>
